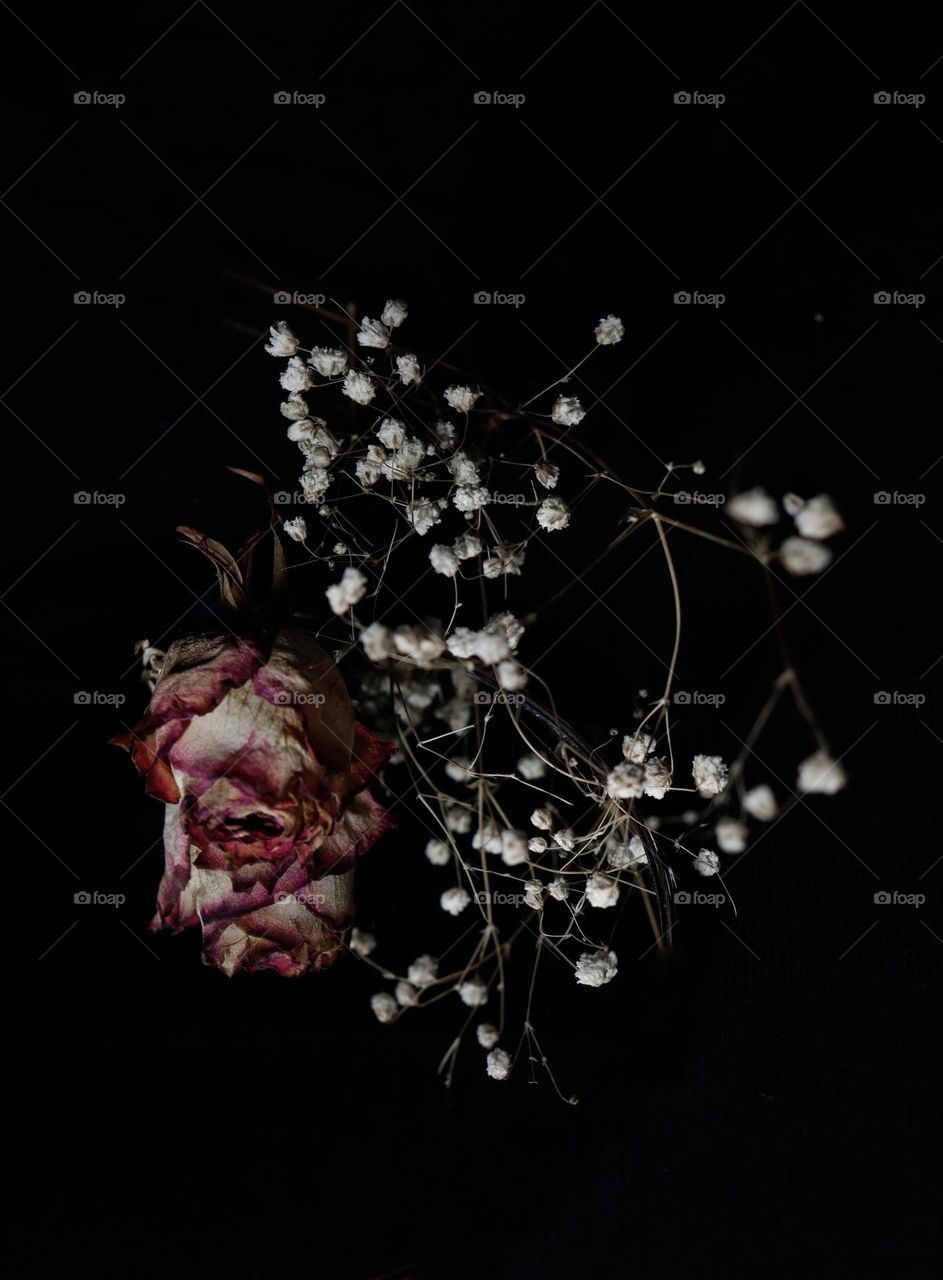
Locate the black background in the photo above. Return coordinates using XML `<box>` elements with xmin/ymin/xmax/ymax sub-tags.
<box><xmin>5</xmin><ymin>3</ymin><xmax>941</xmax><ymax>1277</ymax></box>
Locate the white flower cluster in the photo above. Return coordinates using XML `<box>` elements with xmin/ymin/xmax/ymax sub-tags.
<box><xmin>727</xmin><ymin>486</ymin><xmax>843</xmax><ymax>576</ymax></box>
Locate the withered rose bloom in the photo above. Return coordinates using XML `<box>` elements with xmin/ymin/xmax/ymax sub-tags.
<box><xmin>114</xmin><ymin>627</ymin><xmax>394</xmax><ymax>976</ymax></box>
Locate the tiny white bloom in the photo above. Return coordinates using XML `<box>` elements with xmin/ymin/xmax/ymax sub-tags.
<box><xmin>607</xmin><ymin>834</ymin><xmax>647</xmax><ymax>868</ymax></box>
<box><xmin>370</xmin><ymin>992</ymin><xmax>398</xmax><ymax>1023</ymax></box>
<box><xmin>483</xmin><ymin>545</ymin><xmax>526</xmax><ymax>577</ymax></box>
<box><xmin>429</xmin><ymin>543</ymin><xmax>460</xmax><ymax>576</ymax></box>
<box><xmin>453</xmin><ymin>532</ymin><xmax>482</xmax><ymax>561</ymax></box>
<box><xmin>715</xmin><ymin>817</ymin><xmax>748</xmax><ymax>854</ymax></box>
<box><xmin>407</xmin><ymin>954</ymin><xmax>438</xmax><ymax>988</ymax></box>
<box><xmin>308</xmin><ymin>347</ymin><xmax>348</xmax><ymax>377</ymax></box>
<box><xmin>434</xmin><ymin>419</ymin><xmax>457</xmax><ymax>447</ymax></box>
<box><xmin>356</xmin><ymin>316</ymin><xmax>391</xmax><ymax>349</ymax></box>
<box><xmin>458</xmin><ymin>977</ymin><xmax>489</xmax><ymax>1007</ymax></box>
<box><xmin>551</xmin><ymin>395</ymin><xmax>585</xmax><ymax>427</ymax></box>
<box><xmin>500</xmin><ymin>829</ymin><xmax>529</xmax><ymax>867</ymax></box>
<box><xmin>360</xmin><ymin>622</ymin><xmax>393</xmax><ymax>663</ymax></box>
<box><xmin>477</xmin><ymin>1023</ymin><xmax>500</xmax><ymax>1049</ymax></box>
<box><xmin>797</xmin><ymin>748</ymin><xmax>847</xmax><ymax>795</ymax></box>
<box><xmin>783</xmin><ymin>492</ymin><xmax>805</xmax><ymax>517</ymax></box>
<box><xmin>444</xmin><ymin>384</ymin><xmax>481</xmax><ymax>413</ymax></box>
<box><xmin>528</xmin><ymin>836</ymin><xmax>548</xmax><ymax>854</ymax></box>
<box><xmin>445</xmin><ymin>804</ymin><xmax>473</xmax><ymax>835</ymax></box>
<box><xmin>392</xmin><ymin>625</ymin><xmax>446</xmax><ymax>666</ymax></box>
<box><xmin>607</xmin><ymin>761</ymin><xmax>645</xmax><ymax>800</ymax></box>
<box><xmin>264</xmin><ymin>320</ymin><xmax>299</xmax><ymax>357</ymax></box>
<box><xmin>548</xmin><ymin>876</ymin><xmax>569</xmax><ymax>901</ymax></box>
<box><xmin>381</xmin><ymin>298</ymin><xmax>408</xmax><ymax>329</ymax></box>
<box><xmin>643</xmin><ymin>757</ymin><xmax>672</xmax><ymax>799</ymax></box>
<box><xmin>523</xmin><ymin>880</ymin><xmax>544</xmax><ymax>910</ymax></box>
<box><xmin>283</xmin><ymin>516</ymin><xmax>307</xmax><ymax>543</ymax></box>
<box><xmin>586</xmin><ymin>872</ymin><xmax>620</xmax><ymax>909</ymax></box>
<box><xmin>517</xmin><ymin>753</ymin><xmax>546</xmax><ymax>781</ymax></box>
<box><xmin>301</xmin><ymin>467</ymin><xmax>332</xmax><ymax>503</ymax></box>
<box><xmin>279</xmin><ymin>355</ymin><xmax>314</xmax><ymax>392</ymax></box>
<box><xmin>575</xmin><ymin>948</ymin><xmax>618</xmax><ymax>987</ymax></box>
<box><xmin>405</xmin><ymin>498</ymin><xmax>443</xmax><ymax>537</ymax></box>
<box><xmin>554</xmin><ymin>828</ymin><xmax>576</xmax><ymax>852</ymax></box>
<box><xmin>692</xmin><ymin>848</ymin><xmax>721</xmax><ymax>877</ymax></box>
<box><xmin>496</xmin><ymin>659</ymin><xmax>527</xmax><ymax>691</ymax></box>
<box><xmin>530</xmin><ymin>807</ymin><xmax>554</xmax><ymax>831</ymax></box>
<box><xmin>440</xmin><ymin>886</ymin><xmax>471</xmax><ymax>916</ymax></box>
<box><xmin>425</xmin><ymin>838</ymin><xmax>451</xmax><ymax>867</ymax></box>
<box><xmin>534</xmin><ymin>460</ymin><xmax>560</xmax><ymax>489</ymax></box>
<box><xmin>486</xmin><ymin>1048</ymin><xmax>511</xmax><ymax>1080</ymax></box>
<box><xmin>376</xmin><ymin>417</ymin><xmax>406</xmax><ymax>449</ymax></box>
<box><xmin>692</xmin><ymin>754</ymin><xmax>728</xmax><ymax>798</ymax></box>
<box><xmin>595</xmin><ymin>314</ymin><xmax>624</xmax><ymax>345</ymax></box>
<box><xmin>395</xmin><ymin>981</ymin><xmax>419</xmax><ymax>1007</ymax></box>
<box><xmin>342</xmin><ymin>369</ymin><xmax>377</xmax><ymax>405</ymax></box>
<box><xmin>453</xmin><ymin>484</ymin><xmax>491</xmax><ymax>513</ymax></box>
<box><xmin>692</xmin><ymin>459</ymin><xmax>706</xmax><ymax>476</ymax></box>
<box><xmin>781</xmin><ymin>537</ymin><xmax>832</xmax><ymax>576</ymax></box>
<box><xmin>349</xmin><ymin>927</ymin><xmax>376</xmax><ymax>957</ymax></box>
<box><xmin>728</xmin><ymin>487</ymin><xmax>778</xmax><ymax>527</ymax></box>
<box><xmin>396</xmin><ymin>353</ymin><xmax>421</xmax><ymax>385</ymax></box>
<box><xmin>536</xmin><ymin>496</ymin><xmax>571</xmax><ymax>531</ymax></box>
<box><xmin>449</xmin><ymin>451</ymin><xmax>480</xmax><ymax>485</ymax></box>
<box><xmin>743</xmin><ymin>784</ymin><xmax>778</xmax><ymax>822</ymax></box>
<box><xmin>326</xmin><ymin>567</ymin><xmax>367</xmax><ymax>615</ymax></box>
<box><xmin>280</xmin><ymin>391</ymin><xmax>310</xmax><ymax>421</ymax></box>
<box><xmin>622</xmin><ymin>732</ymin><xmax>652</xmax><ymax>763</ymax></box>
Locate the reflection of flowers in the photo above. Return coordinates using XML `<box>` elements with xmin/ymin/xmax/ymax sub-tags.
<box><xmin>114</xmin><ymin>627</ymin><xmax>394</xmax><ymax>976</ymax></box>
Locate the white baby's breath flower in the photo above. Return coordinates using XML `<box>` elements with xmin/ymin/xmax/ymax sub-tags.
<box><xmin>280</xmin><ymin>391</ymin><xmax>310</xmax><ymax>420</ymax></box>
<box><xmin>517</xmin><ymin>752</ymin><xmax>546</xmax><ymax>781</ymax></box>
<box><xmin>692</xmin><ymin>754</ymin><xmax>728</xmax><ymax>798</ymax></box>
<box><xmin>444</xmin><ymin>804</ymin><xmax>473</xmax><ymax>834</ymax></box>
<box><xmin>308</xmin><ymin>347</ymin><xmax>348</xmax><ymax>377</ymax></box>
<box><xmin>434</xmin><ymin>419</ymin><xmax>457</xmax><ymax>447</ymax></box>
<box><xmin>795</xmin><ymin>494</ymin><xmax>844</xmax><ymax>539</ymax></box>
<box><xmin>586</xmin><ymin>872</ymin><xmax>620</xmax><ymax>909</ymax></box>
<box><xmin>797</xmin><ymin>748</ymin><xmax>847</xmax><ymax>795</ymax></box>
<box><xmin>449</xmin><ymin>451</ymin><xmax>480</xmax><ymax>485</ymax></box>
<box><xmin>264</xmin><ymin>321</ymin><xmax>299</xmax><ymax>357</ymax></box>
<box><xmin>407</xmin><ymin>954</ymin><xmax>438</xmax><ymax>988</ymax></box>
<box><xmin>728</xmin><ymin>487</ymin><xmax>778</xmax><ymax>527</ymax></box>
<box><xmin>693</xmin><ymin>459</ymin><xmax>706</xmax><ymax>475</ymax></box>
<box><xmin>282</xmin><ymin>516</ymin><xmax>307</xmax><ymax>543</ymax></box>
<box><xmin>376</xmin><ymin>417</ymin><xmax>406</xmax><ymax>449</ymax></box>
<box><xmin>781</xmin><ymin>537</ymin><xmax>832</xmax><ymax>576</ymax></box>
<box><xmin>326</xmin><ymin>567</ymin><xmax>367</xmax><ymax>615</ymax></box>
<box><xmin>607</xmin><ymin>761</ymin><xmax>645</xmax><ymax>800</ymax></box>
<box><xmin>477</xmin><ymin>1023</ymin><xmax>500</xmax><ymax>1049</ymax></box>
<box><xmin>692</xmin><ymin>848</ymin><xmax>721</xmax><ymax>877</ymax></box>
<box><xmin>440</xmin><ymin>886</ymin><xmax>471</xmax><ymax>916</ymax></box>
<box><xmin>575</xmin><ymin>949</ymin><xmax>618</xmax><ymax>987</ymax></box>
<box><xmin>496</xmin><ymin>658</ymin><xmax>527</xmax><ymax>691</ymax></box>
<box><xmin>444</xmin><ymin>384</ymin><xmax>481</xmax><ymax>413</ymax></box>
<box><xmin>396</xmin><ymin>352</ymin><xmax>421</xmax><ymax>385</ymax></box>
<box><xmin>301</xmin><ymin>467</ymin><xmax>332</xmax><ymax>503</ymax></box>
<box><xmin>405</xmin><ymin>498</ymin><xmax>443</xmax><ymax>536</ymax></box>
<box><xmin>530</xmin><ymin>807</ymin><xmax>554</xmax><ymax>831</ymax></box>
<box><xmin>360</xmin><ymin>622</ymin><xmax>393</xmax><ymax>663</ymax></box>
<box><xmin>425</xmin><ymin>838</ymin><xmax>451</xmax><ymax>867</ymax></box>
<box><xmin>607</xmin><ymin>834</ymin><xmax>647</xmax><ymax>869</ymax></box>
<box><xmin>446</xmin><ymin>626</ymin><xmax>509</xmax><ymax>664</ymax></box>
<box><xmin>523</xmin><ymin>880</ymin><xmax>544</xmax><ymax>910</ymax></box>
<box><xmin>528</xmin><ymin>836</ymin><xmax>548</xmax><ymax>854</ymax></box>
<box><xmin>534</xmin><ymin>460</ymin><xmax>560</xmax><ymax>489</ymax></box>
<box><xmin>458</xmin><ymin>977</ymin><xmax>488</xmax><ymax>1007</ymax></box>
<box><xmin>551</xmin><ymin>395</ymin><xmax>585</xmax><ymax>427</ymax></box>
<box><xmin>500</xmin><ymin>829</ymin><xmax>529</xmax><ymax>867</ymax></box>
<box><xmin>622</xmin><ymin>732</ymin><xmax>652</xmax><ymax>763</ymax></box>
<box><xmin>554</xmin><ymin>828</ymin><xmax>576</xmax><ymax>852</ymax></box>
<box><xmin>392</xmin><ymin>625</ymin><xmax>446</xmax><ymax>666</ymax></box>
<box><xmin>383</xmin><ymin>438</ymin><xmax>425</xmax><ymax>480</ymax></box>
<box><xmin>486</xmin><ymin>1048</ymin><xmax>511</xmax><ymax>1080</ymax></box>
<box><xmin>453</xmin><ymin>484</ymin><xmax>491</xmax><ymax>513</ymax></box>
<box><xmin>279</xmin><ymin>356</ymin><xmax>314</xmax><ymax>392</ymax></box>
<box><xmin>370</xmin><ymin>992</ymin><xmax>398</xmax><ymax>1023</ymax></box>
<box><xmin>452</xmin><ymin>532</ymin><xmax>482</xmax><ymax>561</ymax></box>
<box><xmin>429</xmin><ymin>543</ymin><xmax>460</xmax><ymax>576</ymax></box>
<box><xmin>715</xmin><ymin>817</ymin><xmax>748</xmax><ymax>854</ymax></box>
<box><xmin>783</xmin><ymin>492</ymin><xmax>804</xmax><ymax>517</ymax></box>
<box><xmin>536</xmin><ymin>496</ymin><xmax>571</xmax><ymax>531</ymax></box>
<box><xmin>743</xmin><ymin>784</ymin><xmax>778</xmax><ymax>821</ymax></box>
<box><xmin>342</xmin><ymin>369</ymin><xmax>377</xmax><ymax>405</ymax></box>
<box><xmin>595</xmin><ymin>314</ymin><xmax>624</xmax><ymax>345</ymax></box>
<box><xmin>643</xmin><ymin>757</ymin><xmax>672</xmax><ymax>799</ymax></box>
<box><xmin>472</xmin><ymin>820</ymin><xmax>501</xmax><ymax>853</ymax></box>
<box><xmin>381</xmin><ymin>298</ymin><xmax>408</xmax><ymax>329</ymax></box>
<box><xmin>349</xmin><ymin>927</ymin><xmax>376</xmax><ymax>957</ymax></box>
<box><xmin>356</xmin><ymin>316</ymin><xmax>391</xmax><ymax>349</ymax></box>
<box><xmin>483</xmin><ymin>544</ymin><xmax>526</xmax><ymax>577</ymax></box>
<box><xmin>548</xmin><ymin>876</ymin><xmax>569</xmax><ymax>901</ymax></box>
<box><xmin>395</xmin><ymin>981</ymin><xmax>419</xmax><ymax>1007</ymax></box>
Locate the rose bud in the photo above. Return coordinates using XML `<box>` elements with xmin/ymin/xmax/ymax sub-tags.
<box><xmin>114</xmin><ymin>620</ymin><xmax>395</xmax><ymax>976</ymax></box>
